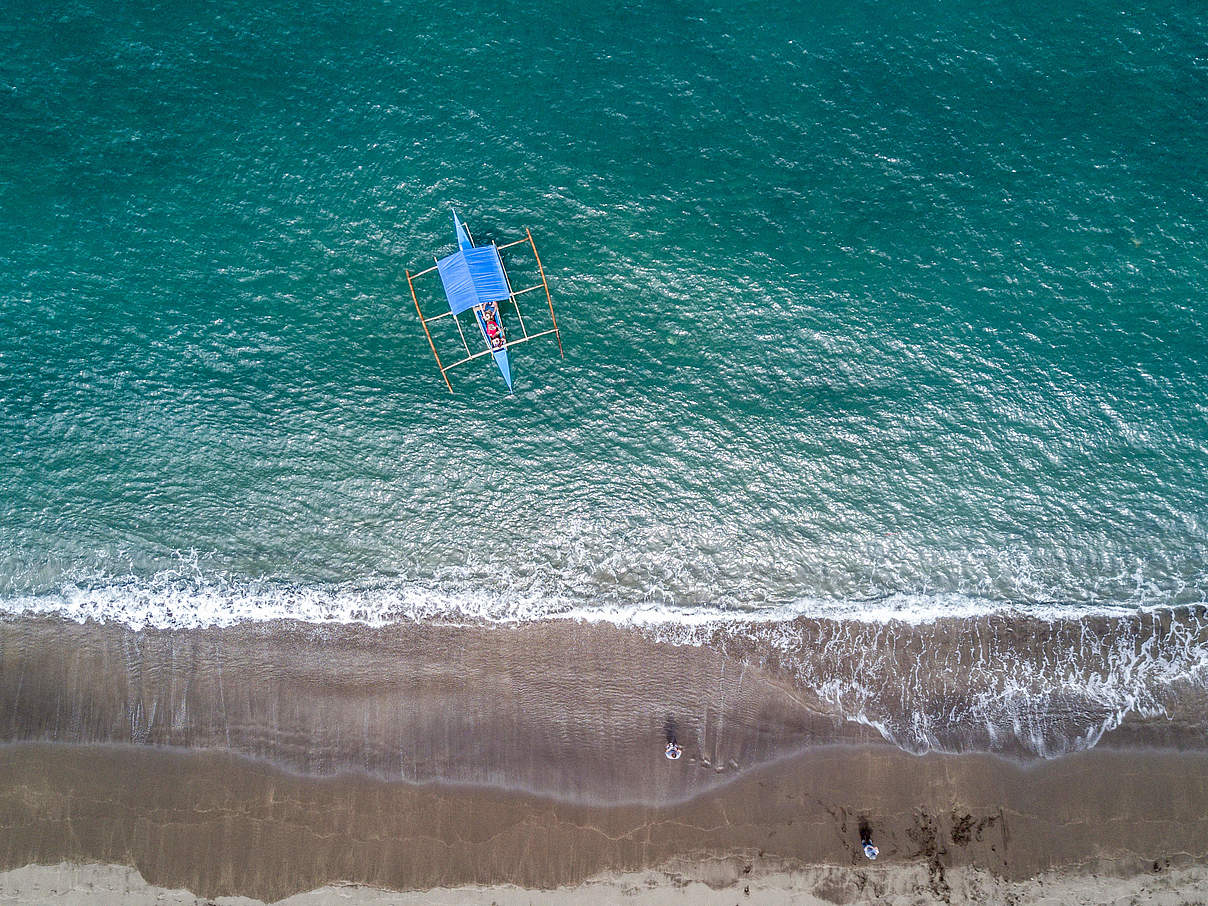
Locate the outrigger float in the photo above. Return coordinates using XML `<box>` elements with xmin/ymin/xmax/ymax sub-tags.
<box><xmin>406</xmin><ymin>210</ymin><xmax>563</xmax><ymax>392</ymax></box>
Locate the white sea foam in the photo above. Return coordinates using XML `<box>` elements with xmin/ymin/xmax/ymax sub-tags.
<box><xmin>0</xmin><ymin>577</ymin><xmax>1170</xmax><ymax>631</ymax></box>
<box><xmin>0</xmin><ymin>558</ymin><xmax>1191</xmax><ymax>631</ymax></box>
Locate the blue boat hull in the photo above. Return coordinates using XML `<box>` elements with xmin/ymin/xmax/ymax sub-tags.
<box><xmin>491</xmin><ymin>347</ymin><xmax>513</xmax><ymax>391</ymax></box>
<box><xmin>474</xmin><ymin>302</ymin><xmax>513</xmax><ymax>392</ymax></box>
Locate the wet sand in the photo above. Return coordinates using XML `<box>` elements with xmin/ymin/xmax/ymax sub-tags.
<box><xmin>1</xmin><ymin>615</ymin><xmax>1207</xmax><ymax>902</ymax></box>
<box><xmin>1</xmin><ymin>743</ymin><xmax>1207</xmax><ymax>902</ymax></box>
<box><xmin>0</xmin><ymin>616</ymin><xmax>881</xmax><ymax>802</ymax></box>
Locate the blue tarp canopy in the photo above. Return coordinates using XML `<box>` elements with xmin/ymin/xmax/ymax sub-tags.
<box><xmin>437</xmin><ymin>245</ymin><xmax>511</xmax><ymax>316</ymax></box>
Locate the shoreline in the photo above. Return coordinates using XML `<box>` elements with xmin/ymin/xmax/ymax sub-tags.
<box><xmin>1</xmin><ymin>742</ymin><xmax>1207</xmax><ymax>902</ymax></box>
<box><xmin>3</xmin><ymin>612</ymin><xmax>1206</xmax><ymax>797</ymax></box>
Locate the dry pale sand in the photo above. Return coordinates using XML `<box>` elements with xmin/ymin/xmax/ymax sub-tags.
<box><xmin>3</xmin><ymin>860</ymin><xmax>1208</xmax><ymax>906</ymax></box>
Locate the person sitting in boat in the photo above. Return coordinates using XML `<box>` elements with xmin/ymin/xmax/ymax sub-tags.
<box><xmin>486</xmin><ymin>322</ymin><xmax>503</xmax><ymax>349</ymax></box>
<box><xmin>665</xmin><ymin>741</ymin><xmax>682</xmax><ymax>760</ymax></box>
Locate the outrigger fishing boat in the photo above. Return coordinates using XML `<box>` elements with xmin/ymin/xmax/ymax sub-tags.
<box><xmin>406</xmin><ymin>210</ymin><xmax>563</xmax><ymax>392</ymax></box>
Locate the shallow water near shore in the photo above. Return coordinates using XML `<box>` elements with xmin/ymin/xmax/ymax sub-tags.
<box><xmin>2</xmin><ymin>0</ymin><xmax>1207</xmax><ymax>759</ymax></box>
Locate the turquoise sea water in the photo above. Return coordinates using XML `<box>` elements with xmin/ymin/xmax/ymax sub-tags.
<box><xmin>2</xmin><ymin>1</ymin><xmax>1207</xmax><ymax>751</ymax></box>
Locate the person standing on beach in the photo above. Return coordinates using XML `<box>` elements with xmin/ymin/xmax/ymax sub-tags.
<box><xmin>859</xmin><ymin>819</ymin><xmax>879</xmax><ymax>860</ymax></box>
<box><xmin>664</xmin><ymin>715</ymin><xmax>682</xmax><ymax>760</ymax></box>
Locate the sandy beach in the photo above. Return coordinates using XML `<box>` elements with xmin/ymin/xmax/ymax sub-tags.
<box><xmin>1</xmin><ymin>615</ymin><xmax>1207</xmax><ymax>903</ymax></box>
<box><xmin>1</xmin><ymin>742</ymin><xmax>1207</xmax><ymax>903</ymax></box>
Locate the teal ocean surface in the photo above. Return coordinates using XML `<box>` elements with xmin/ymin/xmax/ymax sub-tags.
<box><xmin>2</xmin><ymin>1</ymin><xmax>1206</xmax><ymax>754</ymax></box>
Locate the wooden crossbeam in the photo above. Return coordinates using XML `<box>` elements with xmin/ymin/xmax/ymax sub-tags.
<box><xmin>453</xmin><ymin>310</ymin><xmax>472</xmax><ymax>357</ymax></box>
<box><xmin>441</xmin><ymin>329</ymin><xmax>561</xmax><ymax>372</ymax></box>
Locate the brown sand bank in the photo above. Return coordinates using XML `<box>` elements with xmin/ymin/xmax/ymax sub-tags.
<box><xmin>2</xmin><ymin>615</ymin><xmax>1207</xmax><ymax>902</ymax></box>
<box><xmin>1</xmin><ymin>743</ymin><xmax>1207</xmax><ymax>903</ymax></box>
<box><xmin>0</xmin><ymin>616</ymin><xmax>881</xmax><ymax>802</ymax></box>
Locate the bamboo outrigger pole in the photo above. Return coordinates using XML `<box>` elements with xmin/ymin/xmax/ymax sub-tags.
<box><xmin>407</xmin><ymin>268</ymin><xmax>452</xmax><ymax>392</ymax></box>
<box><xmin>527</xmin><ymin>228</ymin><xmax>563</xmax><ymax>358</ymax></box>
